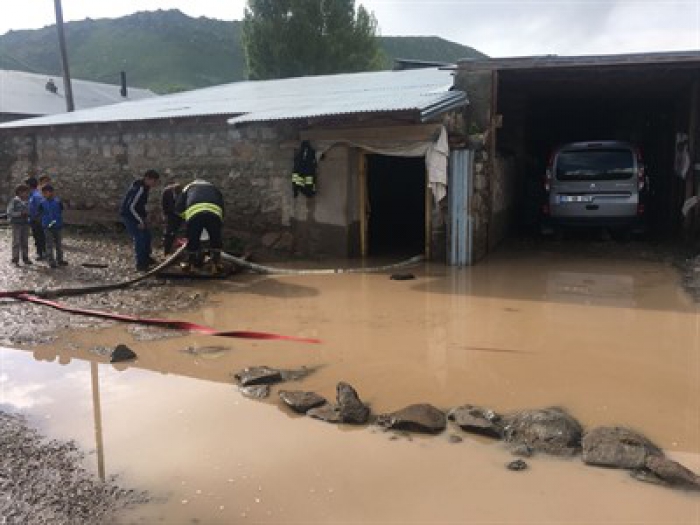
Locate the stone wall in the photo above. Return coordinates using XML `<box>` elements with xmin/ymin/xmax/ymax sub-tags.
<box><xmin>0</xmin><ymin>115</ymin><xmax>466</xmax><ymax>260</ymax></box>
<box><xmin>0</xmin><ymin>117</ymin><xmax>358</xmax><ymax>257</ymax></box>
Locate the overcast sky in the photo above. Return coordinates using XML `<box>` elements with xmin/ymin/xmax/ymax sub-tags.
<box><xmin>1</xmin><ymin>0</ymin><xmax>698</xmax><ymax>57</ymax></box>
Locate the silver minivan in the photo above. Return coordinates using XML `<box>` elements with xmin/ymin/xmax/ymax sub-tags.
<box><xmin>542</xmin><ymin>140</ymin><xmax>647</xmax><ymax>233</ymax></box>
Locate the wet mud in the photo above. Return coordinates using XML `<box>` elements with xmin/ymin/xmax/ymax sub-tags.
<box><xmin>0</xmin><ymin>228</ymin><xmax>208</xmax><ymax>346</ymax></box>
<box><xmin>0</xmin><ymin>411</ymin><xmax>148</xmax><ymax>524</ymax></box>
<box><xmin>1</xmin><ymin>239</ymin><xmax>699</xmax><ymax>523</ymax></box>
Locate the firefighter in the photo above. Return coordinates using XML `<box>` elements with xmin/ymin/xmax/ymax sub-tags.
<box><xmin>174</xmin><ymin>179</ymin><xmax>225</xmax><ymax>272</ymax></box>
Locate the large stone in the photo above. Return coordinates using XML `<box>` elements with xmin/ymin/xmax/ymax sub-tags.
<box><xmin>336</xmin><ymin>382</ymin><xmax>370</xmax><ymax>424</ymax></box>
<box><xmin>239</xmin><ymin>385</ymin><xmax>270</xmax><ymax>399</ymax></box>
<box><xmin>110</xmin><ymin>344</ymin><xmax>137</xmax><ymax>363</ymax></box>
<box><xmin>502</xmin><ymin>407</ymin><xmax>583</xmax><ymax>456</ymax></box>
<box><xmin>582</xmin><ymin>427</ymin><xmax>662</xmax><ymax>469</ymax></box>
<box><xmin>644</xmin><ymin>455</ymin><xmax>700</xmax><ymax>489</ymax></box>
<box><xmin>307</xmin><ymin>403</ymin><xmax>343</xmax><ymax>423</ymax></box>
<box><xmin>307</xmin><ymin>382</ymin><xmax>370</xmax><ymax>425</ymax></box>
<box><xmin>279</xmin><ymin>390</ymin><xmax>327</xmax><ymax>414</ymax></box>
<box><xmin>233</xmin><ymin>366</ymin><xmax>282</xmax><ymax>386</ymax></box>
<box><xmin>448</xmin><ymin>405</ymin><xmax>504</xmax><ymax>438</ymax></box>
<box><xmin>377</xmin><ymin>404</ymin><xmax>447</xmax><ymax>434</ymax></box>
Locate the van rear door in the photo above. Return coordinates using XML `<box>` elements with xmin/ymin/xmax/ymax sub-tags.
<box><xmin>550</xmin><ymin>145</ymin><xmax>638</xmax><ymax>219</ymax></box>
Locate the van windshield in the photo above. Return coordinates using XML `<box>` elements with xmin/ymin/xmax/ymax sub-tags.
<box><xmin>555</xmin><ymin>148</ymin><xmax>635</xmax><ymax>181</ymax></box>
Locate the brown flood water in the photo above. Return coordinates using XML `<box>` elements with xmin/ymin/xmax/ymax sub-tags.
<box><xmin>2</xmin><ymin>248</ymin><xmax>699</xmax><ymax>523</ymax></box>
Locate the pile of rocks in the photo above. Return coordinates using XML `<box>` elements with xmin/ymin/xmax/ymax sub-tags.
<box><xmin>233</xmin><ymin>366</ymin><xmax>700</xmax><ymax>492</ymax></box>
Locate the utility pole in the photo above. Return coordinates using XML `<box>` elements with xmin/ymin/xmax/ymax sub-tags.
<box><xmin>54</xmin><ymin>0</ymin><xmax>75</xmax><ymax>112</ymax></box>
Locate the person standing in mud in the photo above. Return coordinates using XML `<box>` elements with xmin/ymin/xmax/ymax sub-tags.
<box><xmin>7</xmin><ymin>184</ymin><xmax>32</xmax><ymax>266</ymax></box>
<box><xmin>161</xmin><ymin>182</ymin><xmax>183</xmax><ymax>256</ymax></box>
<box><xmin>37</xmin><ymin>184</ymin><xmax>67</xmax><ymax>269</ymax></box>
<box><xmin>26</xmin><ymin>176</ymin><xmax>48</xmax><ymax>261</ymax></box>
<box><xmin>120</xmin><ymin>169</ymin><xmax>160</xmax><ymax>272</ymax></box>
<box><xmin>174</xmin><ymin>179</ymin><xmax>225</xmax><ymax>273</ymax></box>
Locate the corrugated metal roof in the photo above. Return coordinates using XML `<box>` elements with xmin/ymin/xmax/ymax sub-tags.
<box><xmin>0</xmin><ymin>68</ymin><xmax>464</xmax><ymax>130</ymax></box>
<box><xmin>0</xmin><ymin>69</ymin><xmax>156</xmax><ymax>117</ymax></box>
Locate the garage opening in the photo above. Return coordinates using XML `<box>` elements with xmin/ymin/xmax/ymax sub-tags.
<box><xmin>493</xmin><ymin>62</ymin><xmax>698</xmax><ymax>241</ymax></box>
<box><xmin>366</xmin><ymin>154</ymin><xmax>426</xmax><ymax>256</ymax></box>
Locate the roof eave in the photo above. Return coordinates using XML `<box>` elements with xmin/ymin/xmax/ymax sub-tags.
<box><xmin>420</xmin><ymin>91</ymin><xmax>469</xmax><ymax>122</ymax></box>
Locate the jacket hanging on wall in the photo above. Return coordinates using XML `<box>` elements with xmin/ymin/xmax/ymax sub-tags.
<box><xmin>292</xmin><ymin>141</ymin><xmax>317</xmax><ymax>197</ymax></box>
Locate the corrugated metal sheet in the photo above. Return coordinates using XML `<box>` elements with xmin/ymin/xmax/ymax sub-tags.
<box><xmin>0</xmin><ymin>68</ymin><xmax>464</xmax><ymax>129</ymax></box>
<box><xmin>0</xmin><ymin>69</ymin><xmax>156</xmax><ymax>117</ymax></box>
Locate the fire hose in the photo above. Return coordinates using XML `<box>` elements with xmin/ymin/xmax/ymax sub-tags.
<box><xmin>0</xmin><ymin>243</ymin><xmax>424</xmax><ymax>343</ymax></box>
<box><xmin>0</xmin><ymin>244</ymin><xmax>319</xmax><ymax>343</ymax></box>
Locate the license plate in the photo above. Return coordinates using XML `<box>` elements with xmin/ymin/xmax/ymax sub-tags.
<box><xmin>558</xmin><ymin>195</ymin><xmax>592</xmax><ymax>203</ymax></box>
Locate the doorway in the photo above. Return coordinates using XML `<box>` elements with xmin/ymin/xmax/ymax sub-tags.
<box><xmin>366</xmin><ymin>154</ymin><xmax>426</xmax><ymax>256</ymax></box>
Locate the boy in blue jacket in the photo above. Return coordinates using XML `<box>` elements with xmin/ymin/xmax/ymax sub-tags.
<box><xmin>38</xmin><ymin>184</ymin><xmax>67</xmax><ymax>268</ymax></box>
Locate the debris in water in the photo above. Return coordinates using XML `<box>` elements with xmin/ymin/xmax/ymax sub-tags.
<box><xmin>376</xmin><ymin>404</ymin><xmax>446</xmax><ymax>434</ymax></box>
<box><xmin>448</xmin><ymin>404</ymin><xmax>504</xmax><ymax>439</ymax></box>
<box><xmin>507</xmin><ymin>459</ymin><xmax>528</xmax><ymax>471</ymax></box>
<box><xmin>239</xmin><ymin>384</ymin><xmax>271</xmax><ymax>399</ymax></box>
<box><xmin>390</xmin><ymin>273</ymin><xmax>416</xmax><ymax>281</ymax></box>
<box><xmin>110</xmin><ymin>344</ymin><xmax>137</xmax><ymax>363</ymax></box>
<box><xmin>279</xmin><ymin>390</ymin><xmax>327</xmax><ymax>413</ymax></box>
<box><xmin>234</xmin><ymin>366</ymin><xmax>283</xmax><ymax>386</ymax></box>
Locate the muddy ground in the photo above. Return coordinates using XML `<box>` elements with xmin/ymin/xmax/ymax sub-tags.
<box><xmin>0</xmin><ymin>411</ymin><xmax>148</xmax><ymax>524</ymax></box>
<box><xmin>0</xmin><ymin>225</ymin><xmax>207</xmax><ymax>346</ymax></box>
<box><xmin>2</xmin><ymin>227</ymin><xmax>700</xmax><ymax>523</ymax></box>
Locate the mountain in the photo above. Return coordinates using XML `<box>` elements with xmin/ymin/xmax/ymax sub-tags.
<box><xmin>0</xmin><ymin>9</ymin><xmax>486</xmax><ymax>93</ymax></box>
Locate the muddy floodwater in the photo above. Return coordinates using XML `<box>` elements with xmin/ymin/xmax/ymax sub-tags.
<box><xmin>2</xmin><ymin>244</ymin><xmax>699</xmax><ymax>523</ymax></box>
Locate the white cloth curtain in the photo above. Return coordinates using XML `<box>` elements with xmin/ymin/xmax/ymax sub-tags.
<box><xmin>313</xmin><ymin>125</ymin><xmax>449</xmax><ymax>203</ymax></box>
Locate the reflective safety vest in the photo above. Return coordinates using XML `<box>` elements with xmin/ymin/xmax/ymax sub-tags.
<box><xmin>292</xmin><ymin>141</ymin><xmax>317</xmax><ymax>197</ymax></box>
<box><xmin>175</xmin><ymin>180</ymin><xmax>224</xmax><ymax>222</ymax></box>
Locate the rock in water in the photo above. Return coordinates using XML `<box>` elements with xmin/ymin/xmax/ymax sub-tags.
<box><xmin>279</xmin><ymin>391</ymin><xmax>327</xmax><ymax>413</ymax></box>
<box><xmin>336</xmin><ymin>382</ymin><xmax>370</xmax><ymax>424</ymax></box>
<box><xmin>507</xmin><ymin>459</ymin><xmax>528</xmax><ymax>471</ymax></box>
<box><xmin>307</xmin><ymin>403</ymin><xmax>343</xmax><ymax>423</ymax></box>
<box><xmin>390</xmin><ymin>273</ymin><xmax>415</xmax><ymax>281</ymax></box>
<box><xmin>110</xmin><ymin>344</ymin><xmax>137</xmax><ymax>363</ymax></box>
<box><xmin>503</xmin><ymin>407</ymin><xmax>583</xmax><ymax>456</ymax></box>
<box><xmin>377</xmin><ymin>404</ymin><xmax>446</xmax><ymax>434</ymax></box>
<box><xmin>582</xmin><ymin>427</ymin><xmax>662</xmax><ymax>469</ymax></box>
<box><xmin>308</xmin><ymin>383</ymin><xmax>370</xmax><ymax>425</ymax></box>
<box><xmin>234</xmin><ymin>366</ymin><xmax>283</xmax><ymax>386</ymax></box>
<box><xmin>644</xmin><ymin>455</ymin><xmax>700</xmax><ymax>489</ymax></box>
<box><xmin>448</xmin><ymin>405</ymin><xmax>504</xmax><ymax>438</ymax></box>
<box><xmin>239</xmin><ymin>385</ymin><xmax>270</xmax><ymax>399</ymax></box>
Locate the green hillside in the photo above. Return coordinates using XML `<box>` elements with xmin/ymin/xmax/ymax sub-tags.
<box><xmin>0</xmin><ymin>9</ymin><xmax>485</xmax><ymax>93</ymax></box>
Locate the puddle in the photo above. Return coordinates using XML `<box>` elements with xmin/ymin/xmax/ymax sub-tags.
<box><xmin>2</xmin><ymin>248</ymin><xmax>699</xmax><ymax>523</ymax></box>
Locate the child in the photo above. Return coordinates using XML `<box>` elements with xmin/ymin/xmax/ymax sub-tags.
<box><xmin>38</xmin><ymin>184</ymin><xmax>67</xmax><ymax>268</ymax></box>
<box><xmin>26</xmin><ymin>176</ymin><xmax>47</xmax><ymax>260</ymax></box>
<box><xmin>6</xmin><ymin>184</ymin><xmax>32</xmax><ymax>266</ymax></box>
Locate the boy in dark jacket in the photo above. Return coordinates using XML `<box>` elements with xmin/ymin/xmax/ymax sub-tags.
<box><xmin>120</xmin><ymin>169</ymin><xmax>160</xmax><ymax>271</ymax></box>
<box><xmin>26</xmin><ymin>176</ymin><xmax>47</xmax><ymax>260</ymax></box>
<box><xmin>7</xmin><ymin>184</ymin><xmax>32</xmax><ymax>266</ymax></box>
<box><xmin>38</xmin><ymin>184</ymin><xmax>67</xmax><ymax>268</ymax></box>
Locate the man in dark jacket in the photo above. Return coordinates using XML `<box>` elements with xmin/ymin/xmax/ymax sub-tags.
<box><xmin>174</xmin><ymin>179</ymin><xmax>224</xmax><ymax>272</ymax></box>
<box><xmin>161</xmin><ymin>183</ymin><xmax>183</xmax><ymax>256</ymax></box>
<box><xmin>120</xmin><ymin>169</ymin><xmax>160</xmax><ymax>271</ymax></box>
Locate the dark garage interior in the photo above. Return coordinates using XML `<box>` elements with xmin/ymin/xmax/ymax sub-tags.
<box><xmin>494</xmin><ymin>60</ymin><xmax>699</xmax><ymax>238</ymax></box>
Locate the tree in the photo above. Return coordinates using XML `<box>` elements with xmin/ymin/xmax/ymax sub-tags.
<box><xmin>242</xmin><ymin>0</ymin><xmax>382</xmax><ymax>80</ymax></box>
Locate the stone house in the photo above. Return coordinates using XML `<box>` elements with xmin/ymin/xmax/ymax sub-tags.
<box><xmin>0</xmin><ymin>68</ymin><xmax>469</xmax><ymax>261</ymax></box>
